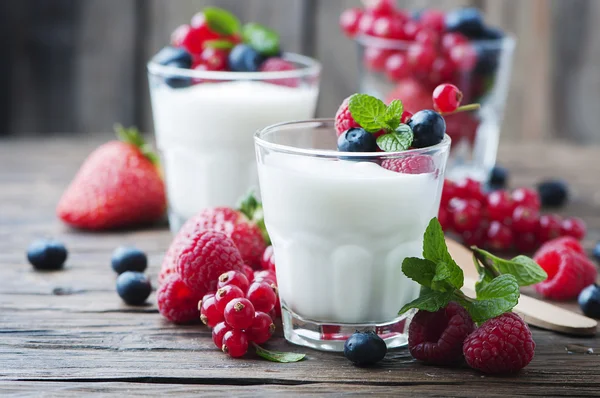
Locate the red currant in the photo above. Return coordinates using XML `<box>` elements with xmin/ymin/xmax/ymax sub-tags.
<box><xmin>224</xmin><ymin>298</ymin><xmax>255</xmax><ymax>330</ymax></box>
<box><xmin>218</xmin><ymin>271</ymin><xmax>250</xmax><ymax>294</ymax></box>
<box><xmin>372</xmin><ymin>15</ymin><xmax>403</xmax><ymax>39</ymax></box>
<box><xmin>429</xmin><ymin>57</ymin><xmax>456</xmax><ymax>86</ymax></box>
<box><xmin>449</xmin><ymin>43</ymin><xmax>477</xmax><ymax>72</ymax></box>
<box><xmin>462</xmin><ymin>225</ymin><xmax>487</xmax><ymax>248</ymax></box>
<box><xmin>514</xmin><ymin>232</ymin><xmax>538</xmax><ymax>253</ymax></box>
<box><xmin>537</xmin><ymin>214</ymin><xmax>562</xmax><ymax>243</ymax></box>
<box><xmin>243</xmin><ymin>264</ymin><xmax>254</xmax><ymax>281</ymax></box>
<box><xmin>339</xmin><ymin>8</ymin><xmax>364</xmax><ymax>37</ymax></box>
<box><xmin>451</xmin><ymin>199</ymin><xmax>482</xmax><ymax>233</ymax></box>
<box><xmin>364</xmin><ymin>47</ymin><xmax>392</xmax><ymax>72</ymax></box>
<box><xmin>215</xmin><ymin>285</ymin><xmax>245</xmax><ymax>313</ymax></box>
<box><xmin>365</xmin><ymin>0</ymin><xmax>396</xmax><ymax>17</ymax></box>
<box><xmin>441</xmin><ymin>32</ymin><xmax>468</xmax><ymax>55</ymax></box>
<box><xmin>195</xmin><ymin>47</ymin><xmax>228</xmax><ymax>71</ymax></box>
<box><xmin>246</xmin><ymin>282</ymin><xmax>278</xmax><ymax>313</ymax></box>
<box><xmin>261</xmin><ymin>246</ymin><xmax>276</xmax><ymax>272</ymax></box>
<box><xmin>358</xmin><ymin>12</ymin><xmax>376</xmax><ymax>36</ymax></box>
<box><xmin>221</xmin><ymin>330</ymin><xmax>249</xmax><ymax>358</ymax></box>
<box><xmin>511</xmin><ymin>188</ymin><xmax>541</xmax><ymax>211</ymax></box>
<box><xmin>455</xmin><ymin>178</ymin><xmax>485</xmax><ymax>203</ymax></box>
<box><xmin>438</xmin><ymin>206</ymin><xmax>451</xmax><ymax>231</ymax></box>
<box><xmin>199</xmin><ymin>295</ymin><xmax>224</xmax><ymax>327</ymax></box>
<box><xmin>433</xmin><ymin>84</ymin><xmax>463</xmax><ymax>113</ymax></box>
<box><xmin>247</xmin><ymin>311</ymin><xmax>276</xmax><ymax>344</ymax></box>
<box><xmin>560</xmin><ymin>217</ymin><xmax>586</xmax><ymax>240</ymax></box>
<box><xmin>401</xmin><ymin>111</ymin><xmax>413</xmax><ymax>124</ymax></box>
<box><xmin>485</xmin><ymin>221</ymin><xmax>513</xmax><ymax>251</ymax></box>
<box><xmin>441</xmin><ymin>179</ymin><xmax>459</xmax><ymax>206</ymax></box>
<box><xmin>385</xmin><ymin>53</ymin><xmax>412</xmax><ymax>81</ymax></box>
<box><xmin>486</xmin><ymin>190</ymin><xmax>515</xmax><ymax>224</ymax></box>
<box><xmin>511</xmin><ymin>206</ymin><xmax>540</xmax><ymax>234</ymax></box>
<box><xmin>415</xmin><ymin>29</ymin><xmax>440</xmax><ymax>47</ymax></box>
<box><xmin>253</xmin><ymin>270</ymin><xmax>277</xmax><ymax>285</ymax></box>
<box><xmin>212</xmin><ymin>321</ymin><xmax>232</xmax><ymax>349</ymax></box>
<box><xmin>399</xmin><ymin>20</ymin><xmax>419</xmax><ymax>41</ymax></box>
<box><xmin>407</xmin><ymin>43</ymin><xmax>436</xmax><ymax>71</ymax></box>
<box><xmin>420</xmin><ymin>9</ymin><xmax>445</xmax><ymax>33</ymax></box>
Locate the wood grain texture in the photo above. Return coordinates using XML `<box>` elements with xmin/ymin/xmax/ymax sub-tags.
<box><xmin>1</xmin><ymin>134</ymin><xmax>600</xmax><ymax>396</ymax></box>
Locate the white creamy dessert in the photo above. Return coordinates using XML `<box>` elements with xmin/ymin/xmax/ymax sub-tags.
<box><xmin>150</xmin><ymin>80</ymin><xmax>319</xmax><ymax>229</ymax></box>
<box><xmin>258</xmin><ymin>154</ymin><xmax>443</xmax><ymax>324</ymax></box>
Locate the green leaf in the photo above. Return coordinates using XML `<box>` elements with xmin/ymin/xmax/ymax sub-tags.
<box><xmin>253</xmin><ymin>344</ymin><xmax>305</xmax><ymax>363</ymax></box>
<box><xmin>242</xmin><ymin>23</ymin><xmax>280</xmax><ymax>56</ymax></box>
<box><xmin>402</xmin><ymin>257</ymin><xmax>437</xmax><ymax>289</ymax></box>
<box><xmin>348</xmin><ymin>94</ymin><xmax>387</xmax><ymax>133</ymax></box>
<box><xmin>473</xmin><ymin>248</ymin><xmax>547</xmax><ymax>286</ymax></box>
<box><xmin>385</xmin><ymin>99</ymin><xmax>404</xmax><ymax>121</ymax></box>
<box><xmin>422</xmin><ymin>218</ymin><xmax>463</xmax><ymax>287</ymax></box>
<box><xmin>376</xmin><ymin>129</ymin><xmax>413</xmax><ymax>152</ymax></box>
<box><xmin>203</xmin><ymin>7</ymin><xmax>241</xmax><ymax>36</ymax></box>
<box><xmin>432</xmin><ymin>261</ymin><xmax>464</xmax><ymax>291</ymax></box>
<box><xmin>398</xmin><ymin>287</ymin><xmax>453</xmax><ymax>315</ymax></box>
<box><xmin>467</xmin><ymin>274</ymin><xmax>520</xmax><ymax>323</ymax></box>
<box><xmin>203</xmin><ymin>39</ymin><xmax>236</xmax><ymax>50</ymax></box>
<box><xmin>114</xmin><ymin>124</ymin><xmax>160</xmax><ymax>167</ymax></box>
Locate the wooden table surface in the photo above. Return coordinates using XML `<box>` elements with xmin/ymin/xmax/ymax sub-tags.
<box><xmin>2</xmin><ymin>135</ymin><xmax>600</xmax><ymax>397</ymax></box>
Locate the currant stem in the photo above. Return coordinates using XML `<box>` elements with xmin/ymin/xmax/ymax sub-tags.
<box><xmin>441</xmin><ymin>103</ymin><xmax>481</xmax><ymax>116</ymax></box>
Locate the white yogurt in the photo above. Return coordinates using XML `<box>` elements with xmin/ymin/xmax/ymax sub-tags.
<box><xmin>258</xmin><ymin>155</ymin><xmax>442</xmax><ymax>324</ymax></box>
<box><xmin>150</xmin><ymin>80</ymin><xmax>319</xmax><ymax>225</ymax></box>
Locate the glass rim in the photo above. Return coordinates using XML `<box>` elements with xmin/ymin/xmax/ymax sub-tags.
<box><xmin>355</xmin><ymin>32</ymin><xmax>516</xmax><ymax>51</ymax></box>
<box><xmin>147</xmin><ymin>52</ymin><xmax>322</xmax><ymax>81</ymax></box>
<box><xmin>255</xmin><ymin>118</ymin><xmax>451</xmax><ymax>159</ymax></box>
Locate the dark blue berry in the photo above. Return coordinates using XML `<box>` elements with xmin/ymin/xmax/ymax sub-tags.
<box><xmin>344</xmin><ymin>331</ymin><xmax>387</xmax><ymax>366</ymax></box>
<box><xmin>578</xmin><ymin>284</ymin><xmax>600</xmax><ymax>319</ymax></box>
<box><xmin>116</xmin><ymin>271</ymin><xmax>152</xmax><ymax>306</ymax></box>
<box><xmin>411</xmin><ymin>8</ymin><xmax>425</xmax><ymax>21</ymax></box>
<box><xmin>538</xmin><ymin>179</ymin><xmax>568</xmax><ymax>208</ymax></box>
<box><xmin>479</xmin><ymin>26</ymin><xmax>504</xmax><ymax>40</ymax></box>
<box><xmin>445</xmin><ymin>7</ymin><xmax>485</xmax><ymax>39</ymax></box>
<box><xmin>592</xmin><ymin>242</ymin><xmax>600</xmax><ymax>262</ymax></box>
<box><xmin>228</xmin><ymin>44</ymin><xmax>266</xmax><ymax>72</ymax></box>
<box><xmin>488</xmin><ymin>165</ymin><xmax>508</xmax><ymax>190</ymax></box>
<box><xmin>337</xmin><ymin>128</ymin><xmax>378</xmax><ymax>152</ymax></box>
<box><xmin>473</xmin><ymin>42</ymin><xmax>501</xmax><ymax>75</ymax></box>
<box><xmin>27</xmin><ymin>239</ymin><xmax>68</xmax><ymax>270</ymax></box>
<box><xmin>153</xmin><ymin>46</ymin><xmax>193</xmax><ymax>68</ymax></box>
<box><xmin>407</xmin><ymin>110</ymin><xmax>446</xmax><ymax>148</ymax></box>
<box><xmin>111</xmin><ymin>246</ymin><xmax>148</xmax><ymax>274</ymax></box>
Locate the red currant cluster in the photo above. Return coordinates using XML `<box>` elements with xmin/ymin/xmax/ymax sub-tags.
<box><xmin>440</xmin><ymin>178</ymin><xmax>586</xmax><ymax>252</ymax></box>
<box><xmin>200</xmin><ymin>269</ymin><xmax>279</xmax><ymax>358</ymax></box>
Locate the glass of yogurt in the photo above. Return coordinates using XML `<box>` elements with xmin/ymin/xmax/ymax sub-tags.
<box><xmin>148</xmin><ymin>53</ymin><xmax>321</xmax><ymax>232</ymax></box>
<box><xmin>255</xmin><ymin>119</ymin><xmax>450</xmax><ymax>351</ymax></box>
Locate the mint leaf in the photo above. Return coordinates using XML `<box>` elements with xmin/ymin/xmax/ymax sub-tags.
<box><xmin>348</xmin><ymin>94</ymin><xmax>387</xmax><ymax>133</ymax></box>
<box><xmin>386</xmin><ymin>99</ymin><xmax>404</xmax><ymax>121</ymax></box>
<box><xmin>203</xmin><ymin>7</ymin><xmax>241</xmax><ymax>36</ymax></box>
<box><xmin>422</xmin><ymin>218</ymin><xmax>463</xmax><ymax>287</ymax></box>
<box><xmin>253</xmin><ymin>343</ymin><xmax>305</xmax><ymax>363</ymax></box>
<box><xmin>433</xmin><ymin>261</ymin><xmax>464</xmax><ymax>291</ymax></box>
<box><xmin>398</xmin><ymin>287</ymin><xmax>453</xmax><ymax>315</ymax></box>
<box><xmin>203</xmin><ymin>39</ymin><xmax>235</xmax><ymax>50</ymax></box>
<box><xmin>467</xmin><ymin>274</ymin><xmax>520</xmax><ymax>323</ymax></box>
<box><xmin>402</xmin><ymin>257</ymin><xmax>437</xmax><ymax>288</ymax></box>
<box><xmin>473</xmin><ymin>248</ymin><xmax>547</xmax><ymax>286</ymax></box>
<box><xmin>376</xmin><ymin>129</ymin><xmax>413</xmax><ymax>152</ymax></box>
<box><xmin>242</xmin><ymin>23</ymin><xmax>280</xmax><ymax>56</ymax></box>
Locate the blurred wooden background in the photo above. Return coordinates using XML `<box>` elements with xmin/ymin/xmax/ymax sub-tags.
<box><xmin>2</xmin><ymin>0</ymin><xmax>600</xmax><ymax>143</ymax></box>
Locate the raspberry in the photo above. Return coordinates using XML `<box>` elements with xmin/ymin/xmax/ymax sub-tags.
<box><xmin>218</xmin><ymin>270</ymin><xmax>250</xmax><ymax>293</ymax></box>
<box><xmin>259</xmin><ymin>57</ymin><xmax>299</xmax><ymax>87</ymax></box>
<box><xmin>408</xmin><ymin>302</ymin><xmax>475</xmax><ymax>364</ymax></box>
<box><xmin>560</xmin><ymin>217</ymin><xmax>586</xmax><ymax>240</ymax></box>
<box><xmin>224</xmin><ymin>298</ymin><xmax>255</xmax><ymax>330</ymax></box>
<box><xmin>381</xmin><ymin>155</ymin><xmax>435</xmax><ymax>174</ymax></box>
<box><xmin>535</xmin><ymin>236</ymin><xmax>584</xmax><ymax>257</ymax></box>
<box><xmin>157</xmin><ymin>275</ymin><xmax>204</xmax><ymax>324</ymax></box>
<box><xmin>247</xmin><ymin>282</ymin><xmax>278</xmax><ymax>313</ymax></box>
<box><xmin>400</xmin><ymin>111</ymin><xmax>413</xmax><ymax>124</ymax></box>
<box><xmin>385</xmin><ymin>78</ymin><xmax>432</xmax><ymax>113</ymax></box>
<box><xmin>533</xmin><ymin>248</ymin><xmax>597</xmax><ymax>300</ymax></box>
<box><xmin>212</xmin><ymin>321</ymin><xmax>232</xmax><ymax>349</ymax></box>
<box><xmin>195</xmin><ymin>47</ymin><xmax>228</xmax><ymax>71</ymax></box>
<box><xmin>463</xmin><ymin>312</ymin><xmax>535</xmax><ymax>374</ymax></box>
<box><xmin>335</xmin><ymin>96</ymin><xmax>361</xmax><ymax>137</ymax></box>
<box><xmin>222</xmin><ymin>330</ymin><xmax>249</xmax><ymax>358</ymax></box>
<box><xmin>247</xmin><ymin>311</ymin><xmax>276</xmax><ymax>344</ymax></box>
<box><xmin>176</xmin><ymin>230</ymin><xmax>245</xmax><ymax>295</ymax></box>
<box><xmin>260</xmin><ymin>246</ymin><xmax>276</xmax><ymax>271</ymax></box>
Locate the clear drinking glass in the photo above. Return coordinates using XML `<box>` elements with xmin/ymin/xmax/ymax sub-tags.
<box><xmin>355</xmin><ymin>34</ymin><xmax>515</xmax><ymax>182</ymax></box>
<box><xmin>255</xmin><ymin>119</ymin><xmax>450</xmax><ymax>351</ymax></box>
<box><xmin>148</xmin><ymin>53</ymin><xmax>321</xmax><ymax>232</ymax></box>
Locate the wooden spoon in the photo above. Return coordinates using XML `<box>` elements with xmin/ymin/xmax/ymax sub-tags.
<box><xmin>446</xmin><ymin>238</ymin><xmax>598</xmax><ymax>336</ymax></box>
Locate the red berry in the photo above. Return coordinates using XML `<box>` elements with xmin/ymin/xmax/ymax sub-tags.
<box><xmin>400</xmin><ymin>111</ymin><xmax>413</xmax><ymax>124</ymax></box>
<box><xmin>514</xmin><ymin>232</ymin><xmax>538</xmax><ymax>253</ymax></box>
<box><xmin>441</xmin><ymin>32</ymin><xmax>468</xmax><ymax>55</ymax></box>
<box><xmin>243</xmin><ymin>264</ymin><xmax>254</xmax><ymax>282</ymax></box>
<box><xmin>511</xmin><ymin>206</ymin><xmax>540</xmax><ymax>234</ymax></box>
<box><xmin>212</xmin><ymin>321</ymin><xmax>232</xmax><ymax>349</ymax></box>
<box><xmin>259</xmin><ymin>57</ymin><xmax>300</xmax><ymax>87</ymax></box>
<box><xmin>195</xmin><ymin>47</ymin><xmax>228</xmax><ymax>71</ymax></box>
<box><xmin>462</xmin><ymin>225</ymin><xmax>487</xmax><ymax>248</ymax></box>
<box><xmin>429</xmin><ymin>57</ymin><xmax>456</xmax><ymax>86</ymax></box>
<box><xmin>364</xmin><ymin>0</ymin><xmax>396</xmax><ymax>16</ymax></box>
<box><xmin>381</xmin><ymin>155</ymin><xmax>435</xmax><ymax>174</ymax></box>
<box><xmin>357</xmin><ymin>12</ymin><xmax>376</xmax><ymax>36</ymax></box>
<box><xmin>537</xmin><ymin>214</ymin><xmax>562</xmax><ymax>243</ymax></box>
<box><xmin>224</xmin><ymin>298</ymin><xmax>255</xmax><ymax>330</ymax></box>
<box><xmin>560</xmin><ymin>217</ymin><xmax>586</xmax><ymax>240</ymax></box>
<box><xmin>420</xmin><ymin>9</ymin><xmax>445</xmax><ymax>33</ymax></box>
<box><xmin>372</xmin><ymin>15</ymin><xmax>403</xmax><ymax>39</ymax></box>
<box><xmin>438</xmin><ymin>207</ymin><xmax>451</xmax><ymax>231</ymax></box>
<box><xmin>364</xmin><ymin>46</ymin><xmax>392</xmax><ymax>72</ymax></box>
<box><xmin>335</xmin><ymin>96</ymin><xmax>361</xmax><ymax>137</ymax></box>
<box><xmin>247</xmin><ymin>311</ymin><xmax>276</xmax><ymax>344</ymax></box>
<box><xmin>171</xmin><ymin>24</ymin><xmax>192</xmax><ymax>48</ymax></box>
<box><xmin>407</xmin><ymin>43</ymin><xmax>436</xmax><ymax>71</ymax></box>
<box><xmin>246</xmin><ymin>282</ymin><xmax>278</xmax><ymax>313</ymax></box>
<box><xmin>486</xmin><ymin>190</ymin><xmax>515</xmax><ymax>224</ymax></box>
<box><xmin>157</xmin><ymin>275</ymin><xmax>204</xmax><ymax>324</ymax></box>
<box><xmin>448</xmin><ymin>43</ymin><xmax>477</xmax><ymax>72</ymax></box>
<box><xmin>408</xmin><ymin>302</ymin><xmax>475</xmax><ymax>364</ymax></box>
<box><xmin>385</xmin><ymin>53</ymin><xmax>412</xmax><ymax>81</ymax></box>
<box><xmin>441</xmin><ymin>179</ymin><xmax>459</xmax><ymax>206</ymax></box>
<box><xmin>222</xmin><ymin>330</ymin><xmax>249</xmax><ymax>358</ymax></box>
<box><xmin>536</xmin><ymin>236</ymin><xmax>585</xmax><ymax>258</ymax></box>
<box><xmin>399</xmin><ymin>20</ymin><xmax>419</xmax><ymax>41</ymax></box>
<box><xmin>215</xmin><ymin>285</ymin><xmax>245</xmax><ymax>313</ymax></box>
<box><xmin>415</xmin><ymin>29</ymin><xmax>440</xmax><ymax>47</ymax></box>
<box><xmin>340</xmin><ymin>8</ymin><xmax>364</xmax><ymax>37</ymax></box>
<box><xmin>200</xmin><ymin>295</ymin><xmax>224</xmax><ymax>327</ymax></box>
<box><xmin>455</xmin><ymin>178</ymin><xmax>485</xmax><ymax>203</ymax></box>
<box><xmin>253</xmin><ymin>270</ymin><xmax>277</xmax><ymax>285</ymax></box>
<box><xmin>451</xmin><ymin>199</ymin><xmax>482</xmax><ymax>234</ymax></box>
<box><xmin>260</xmin><ymin>246</ymin><xmax>276</xmax><ymax>272</ymax></box>
<box><xmin>218</xmin><ymin>270</ymin><xmax>250</xmax><ymax>293</ymax></box>
<box><xmin>485</xmin><ymin>221</ymin><xmax>513</xmax><ymax>251</ymax></box>
<box><xmin>511</xmin><ymin>188</ymin><xmax>541</xmax><ymax>211</ymax></box>
<box><xmin>463</xmin><ymin>313</ymin><xmax>535</xmax><ymax>374</ymax></box>
<box><xmin>433</xmin><ymin>84</ymin><xmax>463</xmax><ymax>113</ymax></box>
<box><xmin>190</xmin><ymin>13</ymin><xmax>220</xmax><ymax>39</ymax></box>
<box><xmin>175</xmin><ymin>18</ymin><xmax>219</xmax><ymax>55</ymax></box>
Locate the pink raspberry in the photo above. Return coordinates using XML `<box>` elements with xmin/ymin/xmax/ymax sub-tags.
<box><xmin>259</xmin><ymin>57</ymin><xmax>299</xmax><ymax>87</ymax></box>
<box><xmin>533</xmin><ymin>248</ymin><xmax>596</xmax><ymax>300</ymax></box>
<box><xmin>408</xmin><ymin>302</ymin><xmax>475</xmax><ymax>364</ymax></box>
<box><xmin>381</xmin><ymin>155</ymin><xmax>435</xmax><ymax>174</ymax></box>
<box><xmin>335</xmin><ymin>96</ymin><xmax>361</xmax><ymax>137</ymax></box>
<box><xmin>157</xmin><ymin>275</ymin><xmax>204</xmax><ymax>324</ymax></box>
<box><xmin>463</xmin><ymin>312</ymin><xmax>535</xmax><ymax>374</ymax></box>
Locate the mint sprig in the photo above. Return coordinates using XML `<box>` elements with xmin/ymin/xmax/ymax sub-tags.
<box><xmin>376</xmin><ymin>125</ymin><xmax>413</xmax><ymax>152</ymax></box>
<box><xmin>242</xmin><ymin>23</ymin><xmax>280</xmax><ymax>56</ymax></box>
<box><xmin>203</xmin><ymin>7</ymin><xmax>241</xmax><ymax>36</ymax></box>
<box><xmin>253</xmin><ymin>343</ymin><xmax>306</xmax><ymax>363</ymax></box>
<box><xmin>472</xmin><ymin>248</ymin><xmax>547</xmax><ymax>287</ymax></box>
<box><xmin>203</xmin><ymin>39</ymin><xmax>236</xmax><ymax>50</ymax></box>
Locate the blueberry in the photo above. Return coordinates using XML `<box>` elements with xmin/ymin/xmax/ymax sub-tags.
<box><xmin>344</xmin><ymin>331</ymin><xmax>387</xmax><ymax>366</ymax></box>
<box><xmin>111</xmin><ymin>246</ymin><xmax>148</xmax><ymax>274</ymax></box>
<box><xmin>479</xmin><ymin>26</ymin><xmax>505</xmax><ymax>40</ymax></box>
<box><xmin>116</xmin><ymin>271</ymin><xmax>152</xmax><ymax>306</ymax></box>
<box><xmin>228</xmin><ymin>44</ymin><xmax>266</xmax><ymax>72</ymax></box>
<box><xmin>445</xmin><ymin>7</ymin><xmax>485</xmax><ymax>38</ymax></box>
<box><xmin>153</xmin><ymin>46</ymin><xmax>193</xmax><ymax>68</ymax></box>
<box><xmin>578</xmin><ymin>284</ymin><xmax>600</xmax><ymax>319</ymax></box>
<box><xmin>407</xmin><ymin>110</ymin><xmax>446</xmax><ymax>148</ymax></box>
<box><xmin>488</xmin><ymin>165</ymin><xmax>509</xmax><ymax>189</ymax></box>
<box><xmin>593</xmin><ymin>242</ymin><xmax>600</xmax><ymax>262</ymax></box>
<box><xmin>537</xmin><ymin>179</ymin><xmax>568</xmax><ymax>208</ymax></box>
<box><xmin>27</xmin><ymin>239</ymin><xmax>68</xmax><ymax>270</ymax></box>
<box><xmin>473</xmin><ymin>42</ymin><xmax>501</xmax><ymax>75</ymax></box>
<box><xmin>411</xmin><ymin>8</ymin><xmax>425</xmax><ymax>21</ymax></box>
<box><xmin>337</xmin><ymin>128</ymin><xmax>378</xmax><ymax>152</ymax></box>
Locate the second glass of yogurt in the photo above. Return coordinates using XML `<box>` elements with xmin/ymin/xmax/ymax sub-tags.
<box><xmin>255</xmin><ymin>119</ymin><xmax>450</xmax><ymax>351</ymax></box>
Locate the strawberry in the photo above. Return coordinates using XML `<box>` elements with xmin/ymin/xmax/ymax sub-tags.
<box><xmin>57</xmin><ymin>126</ymin><xmax>166</xmax><ymax>230</ymax></box>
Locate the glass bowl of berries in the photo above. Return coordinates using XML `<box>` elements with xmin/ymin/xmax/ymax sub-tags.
<box><xmin>340</xmin><ymin>2</ymin><xmax>515</xmax><ymax>182</ymax></box>
<box><xmin>148</xmin><ymin>7</ymin><xmax>321</xmax><ymax>233</ymax></box>
<box><xmin>254</xmin><ymin>93</ymin><xmax>451</xmax><ymax>351</ymax></box>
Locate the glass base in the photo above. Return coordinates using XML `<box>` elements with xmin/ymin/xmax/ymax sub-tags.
<box><xmin>281</xmin><ymin>305</ymin><xmax>413</xmax><ymax>352</ymax></box>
